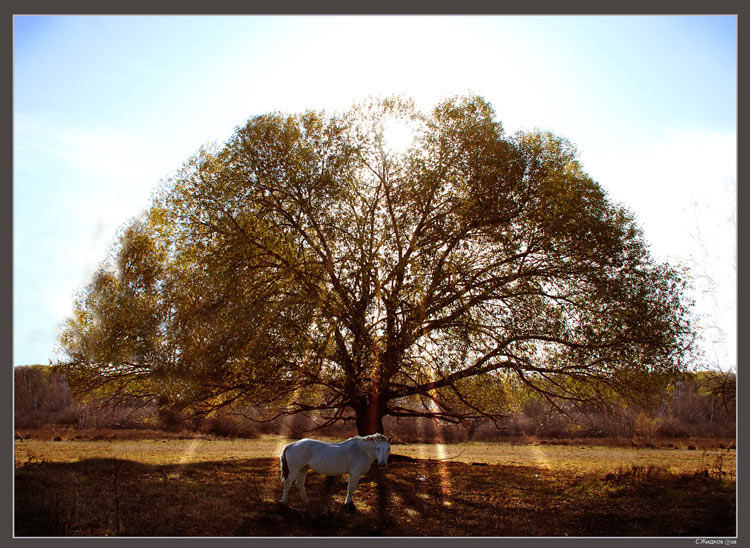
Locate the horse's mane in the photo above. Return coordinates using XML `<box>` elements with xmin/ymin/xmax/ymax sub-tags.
<box><xmin>349</xmin><ymin>433</ymin><xmax>389</xmax><ymax>443</ymax></box>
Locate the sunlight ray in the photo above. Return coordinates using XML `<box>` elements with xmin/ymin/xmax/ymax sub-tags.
<box><xmin>433</xmin><ymin>439</ymin><xmax>453</xmax><ymax>507</ymax></box>
<box><xmin>178</xmin><ymin>438</ymin><xmax>201</xmax><ymax>467</ymax></box>
<box><xmin>528</xmin><ymin>443</ymin><xmax>551</xmax><ymax>472</ymax></box>
<box><xmin>428</xmin><ymin>399</ymin><xmax>453</xmax><ymax>506</ymax></box>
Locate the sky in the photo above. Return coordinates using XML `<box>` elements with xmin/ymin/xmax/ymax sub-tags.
<box><xmin>13</xmin><ymin>15</ymin><xmax>737</xmax><ymax>371</ymax></box>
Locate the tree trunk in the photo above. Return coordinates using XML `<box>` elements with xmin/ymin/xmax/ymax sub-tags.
<box><xmin>354</xmin><ymin>392</ymin><xmax>388</xmax><ymax>435</ymax></box>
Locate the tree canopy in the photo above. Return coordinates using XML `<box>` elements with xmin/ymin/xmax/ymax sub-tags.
<box><xmin>58</xmin><ymin>95</ymin><xmax>695</xmax><ymax>435</ymax></box>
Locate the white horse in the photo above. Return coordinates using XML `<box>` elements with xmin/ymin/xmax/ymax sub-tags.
<box><xmin>279</xmin><ymin>433</ymin><xmax>392</xmax><ymax>507</ymax></box>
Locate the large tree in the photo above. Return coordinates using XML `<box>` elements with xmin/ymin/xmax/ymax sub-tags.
<box><xmin>58</xmin><ymin>95</ymin><xmax>695</xmax><ymax>435</ymax></box>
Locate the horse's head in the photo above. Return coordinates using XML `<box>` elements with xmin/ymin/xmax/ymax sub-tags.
<box><xmin>374</xmin><ymin>435</ymin><xmax>392</xmax><ymax>469</ymax></box>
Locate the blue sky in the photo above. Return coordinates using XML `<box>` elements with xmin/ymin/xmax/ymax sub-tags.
<box><xmin>13</xmin><ymin>15</ymin><xmax>737</xmax><ymax>370</ymax></box>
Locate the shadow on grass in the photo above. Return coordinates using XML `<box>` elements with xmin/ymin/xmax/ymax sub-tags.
<box><xmin>15</xmin><ymin>455</ymin><xmax>735</xmax><ymax>537</ymax></box>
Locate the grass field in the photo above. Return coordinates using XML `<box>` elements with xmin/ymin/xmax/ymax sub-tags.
<box><xmin>14</xmin><ymin>433</ymin><xmax>736</xmax><ymax>537</ymax></box>
<box><xmin>15</xmin><ymin>433</ymin><xmax>735</xmax><ymax>474</ymax></box>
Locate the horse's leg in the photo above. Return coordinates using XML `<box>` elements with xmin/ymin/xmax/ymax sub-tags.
<box><xmin>296</xmin><ymin>465</ymin><xmax>310</xmax><ymax>503</ymax></box>
<box><xmin>281</xmin><ymin>473</ymin><xmax>294</xmax><ymax>504</ymax></box>
<box><xmin>281</xmin><ymin>463</ymin><xmax>301</xmax><ymax>504</ymax></box>
<box><xmin>281</xmin><ymin>478</ymin><xmax>291</xmax><ymax>504</ymax></box>
<box><xmin>344</xmin><ymin>470</ymin><xmax>363</xmax><ymax>507</ymax></box>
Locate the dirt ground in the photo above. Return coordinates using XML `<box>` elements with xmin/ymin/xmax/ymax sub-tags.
<box><xmin>15</xmin><ymin>448</ymin><xmax>735</xmax><ymax>537</ymax></box>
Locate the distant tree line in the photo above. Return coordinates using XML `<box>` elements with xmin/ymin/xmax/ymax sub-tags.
<box><xmin>14</xmin><ymin>365</ymin><xmax>734</xmax><ymax>442</ymax></box>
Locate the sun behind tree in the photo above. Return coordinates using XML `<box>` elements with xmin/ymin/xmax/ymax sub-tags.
<box><xmin>381</xmin><ymin>115</ymin><xmax>417</xmax><ymax>156</ymax></box>
<box><xmin>57</xmin><ymin>95</ymin><xmax>696</xmax><ymax>436</ymax></box>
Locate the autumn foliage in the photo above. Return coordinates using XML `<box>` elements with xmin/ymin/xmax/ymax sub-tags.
<box><xmin>56</xmin><ymin>95</ymin><xmax>695</xmax><ymax>435</ymax></box>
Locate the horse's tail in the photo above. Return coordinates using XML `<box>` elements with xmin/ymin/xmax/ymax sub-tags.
<box><xmin>280</xmin><ymin>445</ymin><xmax>289</xmax><ymax>482</ymax></box>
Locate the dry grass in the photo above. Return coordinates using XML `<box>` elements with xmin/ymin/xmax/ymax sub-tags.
<box><xmin>14</xmin><ymin>433</ymin><xmax>735</xmax><ymax>537</ymax></box>
<box><xmin>396</xmin><ymin>440</ymin><xmax>736</xmax><ymax>476</ymax></box>
<box><xmin>15</xmin><ymin>433</ymin><xmax>736</xmax><ymax>476</ymax></box>
<box><xmin>15</xmin><ymin>435</ymin><xmax>287</xmax><ymax>467</ymax></box>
